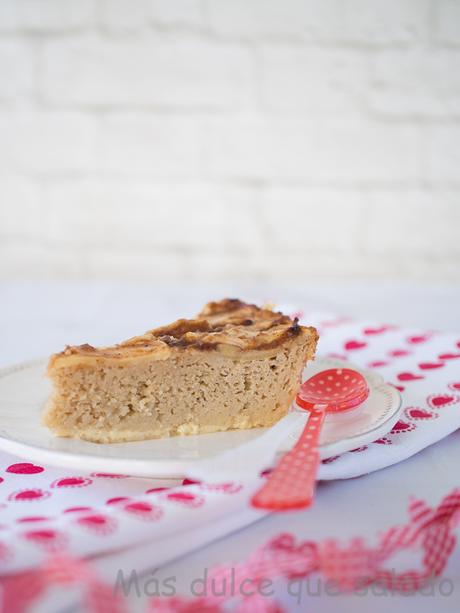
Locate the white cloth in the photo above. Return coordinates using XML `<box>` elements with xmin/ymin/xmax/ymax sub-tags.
<box><xmin>314</xmin><ymin>317</ymin><xmax>460</xmax><ymax>479</ymax></box>
<box><xmin>1</xmin><ymin>312</ymin><xmax>459</xmax><ymax>576</ymax></box>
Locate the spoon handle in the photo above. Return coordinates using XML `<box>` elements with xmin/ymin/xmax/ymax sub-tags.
<box><xmin>251</xmin><ymin>409</ymin><xmax>326</xmax><ymax>511</ymax></box>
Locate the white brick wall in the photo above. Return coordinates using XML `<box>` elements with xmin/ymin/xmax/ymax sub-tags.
<box><xmin>0</xmin><ymin>0</ymin><xmax>94</xmax><ymax>32</ymax></box>
<box><xmin>42</xmin><ymin>36</ymin><xmax>255</xmax><ymax>109</ymax></box>
<box><xmin>0</xmin><ymin>0</ymin><xmax>459</xmax><ymax>281</ymax></box>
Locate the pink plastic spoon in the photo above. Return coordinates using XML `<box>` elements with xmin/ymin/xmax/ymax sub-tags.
<box><xmin>251</xmin><ymin>368</ymin><xmax>369</xmax><ymax>511</ymax></box>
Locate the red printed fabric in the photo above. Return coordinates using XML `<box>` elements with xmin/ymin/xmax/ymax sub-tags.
<box><xmin>312</xmin><ymin>315</ymin><xmax>460</xmax><ymax>479</ymax></box>
<box><xmin>0</xmin><ymin>313</ymin><xmax>459</xmax><ymax>577</ymax></box>
<box><xmin>148</xmin><ymin>488</ymin><xmax>460</xmax><ymax>612</ymax></box>
<box><xmin>2</xmin><ymin>488</ymin><xmax>460</xmax><ymax>613</ymax></box>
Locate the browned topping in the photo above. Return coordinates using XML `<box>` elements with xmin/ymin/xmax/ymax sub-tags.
<box><xmin>79</xmin><ymin>343</ymin><xmax>96</xmax><ymax>351</ymax></box>
<box><xmin>153</xmin><ymin>319</ymin><xmax>212</xmax><ymax>338</ymax></box>
<box><xmin>63</xmin><ymin>343</ymin><xmax>96</xmax><ymax>355</ymax></box>
<box><xmin>49</xmin><ymin>299</ymin><xmax>318</xmax><ymax>365</ymax></box>
<box><xmin>289</xmin><ymin>318</ymin><xmax>301</xmax><ymax>335</ymax></box>
<box><xmin>200</xmin><ymin>298</ymin><xmax>251</xmax><ymax>316</ymax></box>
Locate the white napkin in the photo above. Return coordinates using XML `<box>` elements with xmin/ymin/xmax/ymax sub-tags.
<box><xmin>1</xmin><ymin>314</ymin><xmax>459</xmax><ymax>575</ymax></box>
<box><xmin>313</xmin><ymin>317</ymin><xmax>460</xmax><ymax>479</ymax></box>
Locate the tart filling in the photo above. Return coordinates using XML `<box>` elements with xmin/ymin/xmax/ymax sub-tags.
<box><xmin>44</xmin><ymin>299</ymin><xmax>318</xmax><ymax>443</ymax></box>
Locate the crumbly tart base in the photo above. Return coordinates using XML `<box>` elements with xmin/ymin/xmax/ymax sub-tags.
<box><xmin>44</xmin><ymin>299</ymin><xmax>318</xmax><ymax>443</ymax></box>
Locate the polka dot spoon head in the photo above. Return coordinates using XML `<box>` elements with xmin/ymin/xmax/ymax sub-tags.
<box><xmin>296</xmin><ymin>368</ymin><xmax>369</xmax><ymax>414</ymax></box>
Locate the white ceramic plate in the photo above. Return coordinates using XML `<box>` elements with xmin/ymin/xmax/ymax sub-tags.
<box><xmin>0</xmin><ymin>358</ymin><xmax>401</xmax><ymax>478</ymax></box>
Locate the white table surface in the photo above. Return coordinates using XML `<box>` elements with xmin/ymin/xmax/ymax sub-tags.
<box><xmin>1</xmin><ymin>280</ymin><xmax>460</xmax><ymax>612</ymax></box>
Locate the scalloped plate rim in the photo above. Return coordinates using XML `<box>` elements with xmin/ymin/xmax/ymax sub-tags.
<box><xmin>0</xmin><ymin>357</ymin><xmax>402</xmax><ymax>478</ymax></box>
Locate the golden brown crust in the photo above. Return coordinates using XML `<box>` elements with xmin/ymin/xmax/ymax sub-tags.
<box><xmin>48</xmin><ymin>299</ymin><xmax>318</xmax><ymax>370</ymax></box>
